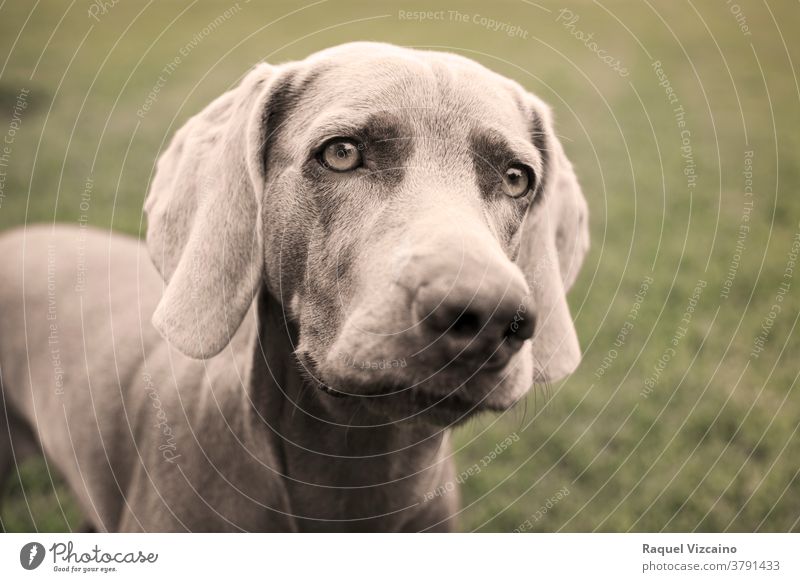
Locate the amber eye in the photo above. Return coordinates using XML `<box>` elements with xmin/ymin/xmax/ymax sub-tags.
<box><xmin>320</xmin><ymin>139</ymin><xmax>363</xmax><ymax>172</ymax></box>
<box><xmin>503</xmin><ymin>164</ymin><xmax>533</xmax><ymax>198</ymax></box>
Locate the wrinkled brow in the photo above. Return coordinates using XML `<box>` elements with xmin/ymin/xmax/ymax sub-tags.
<box><xmin>528</xmin><ymin>109</ymin><xmax>551</xmax><ymax>200</ymax></box>
<box><xmin>304</xmin><ymin>111</ymin><xmax>411</xmax><ymax>152</ymax></box>
<box><xmin>468</xmin><ymin>124</ymin><xmax>548</xmax><ymax>210</ymax></box>
<box><xmin>470</xmin><ymin>128</ymin><xmax>543</xmax><ymax>174</ymax></box>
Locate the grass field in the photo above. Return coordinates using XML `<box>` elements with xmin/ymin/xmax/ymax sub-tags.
<box><xmin>1</xmin><ymin>0</ymin><xmax>798</xmax><ymax>532</ymax></box>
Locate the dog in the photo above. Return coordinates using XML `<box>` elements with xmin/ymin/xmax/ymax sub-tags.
<box><xmin>0</xmin><ymin>42</ymin><xmax>589</xmax><ymax>532</ymax></box>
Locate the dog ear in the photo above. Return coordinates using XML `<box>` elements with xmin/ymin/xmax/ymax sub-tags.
<box><xmin>144</xmin><ymin>63</ymin><xmax>275</xmax><ymax>359</ymax></box>
<box><xmin>516</xmin><ymin>99</ymin><xmax>590</xmax><ymax>382</ymax></box>
<box><xmin>550</xmin><ymin>137</ymin><xmax>590</xmax><ymax>293</ymax></box>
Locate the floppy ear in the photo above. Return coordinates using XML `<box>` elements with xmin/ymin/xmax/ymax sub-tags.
<box><xmin>516</xmin><ymin>101</ymin><xmax>590</xmax><ymax>381</ymax></box>
<box><xmin>144</xmin><ymin>63</ymin><xmax>275</xmax><ymax>359</ymax></box>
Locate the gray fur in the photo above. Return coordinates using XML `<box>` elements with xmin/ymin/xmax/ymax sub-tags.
<box><xmin>0</xmin><ymin>43</ymin><xmax>588</xmax><ymax>531</ymax></box>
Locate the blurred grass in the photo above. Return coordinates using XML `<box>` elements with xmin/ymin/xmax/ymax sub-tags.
<box><xmin>1</xmin><ymin>0</ymin><xmax>798</xmax><ymax>531</ymax></box>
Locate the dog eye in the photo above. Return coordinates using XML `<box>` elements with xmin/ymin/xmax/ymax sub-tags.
<box><xmin>319</xmin><ymin>139</ymin><xmax>363</xmax><ymax>172</ymax></box>
<box><xmin>503</xmin><ymin>164</ymin><xmax>533</xmax><ymax>198</ymax></box>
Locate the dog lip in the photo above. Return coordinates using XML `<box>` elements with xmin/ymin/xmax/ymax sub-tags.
<box><xmin>317</xmin><ymin>384</ymin><xmax>351</xmax><ymax>398</ymax></box>
<box><xmin>314</xmin><ymin>372</ymin><xmax>505</xmax><ymax>415</ymax></box>
<box><xmin>476</xmin><ymin>357</ymin><xmax>509</xmax><ymax>373</ymax></box>
<box><xmin>412</xmin><ymin>388</ymin><xmax>506</xmax><ymax>416</ymax></box>
<box><xmin>306</xmin><ymin>346</ymin><xmax>517</xmax><ymax>407</ymax></box>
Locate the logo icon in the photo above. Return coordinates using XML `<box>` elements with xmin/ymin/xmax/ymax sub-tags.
<box><xmin>20</xmin><ymin>542</ymin><xmax>46</xmax><ymax>570</ymax></box>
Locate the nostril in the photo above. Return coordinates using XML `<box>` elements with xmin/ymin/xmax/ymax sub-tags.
<box><xmin>451</xmin><ymin>310</ymin><xmax>481</xmax><ymax>336</ymax></box>
<box><xmin>504</xmin><ymin>312</ymin><xmax>536</xmax><ymax>345</ymax></box>
<box><xmin>426</xmin><ymin>304</ymin><xmax>483</xmax><ymax>336</ymax></box>
<box><xmin>415</xmin><ymin>280</ymin><xmax>535</xmax><ymax>347</ymax></box>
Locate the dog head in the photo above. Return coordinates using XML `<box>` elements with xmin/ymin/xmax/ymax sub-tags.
<box><xmin>145</xmin><ymin>42</ymin><xmax>589</xmax><ymax>425</ymax></box>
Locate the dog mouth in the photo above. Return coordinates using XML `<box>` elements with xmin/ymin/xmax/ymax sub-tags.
<box><xmin>298</xmin><ymin>350</ymin><xmax>516</xmax><ymax>424</ymax></box>
<box><xmin>407</xmin><ymin>386</ymin><xmax>509</xmax><ymax>421</ymax></box>
<box><xmin>319</xmin><ymin>383</ymin><xmax>508</xmax><ymax>425</ymax></box>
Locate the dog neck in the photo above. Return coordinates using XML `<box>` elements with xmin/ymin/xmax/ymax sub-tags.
<box><xmin>246</xmin><ymin>290</ymin><xmax>457</xmax><ymax>531</ymax></box>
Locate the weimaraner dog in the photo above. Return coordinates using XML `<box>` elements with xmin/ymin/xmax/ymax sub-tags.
<box><xmin>0</xmin><ymin>42</ymin><xmax>589</xmax><ymax>532</ymax></box>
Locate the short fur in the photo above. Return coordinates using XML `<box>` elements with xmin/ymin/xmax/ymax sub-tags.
<box><xmin>0</xmin><ymin>43</ymin><xmax>588</xmax><ymax>531</ymax></box>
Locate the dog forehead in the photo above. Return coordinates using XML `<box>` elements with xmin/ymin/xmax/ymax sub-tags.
<box><xmin>296</xmin><ymin>43</ymin><xmax>527</xmax><ymax>131</ymax></box>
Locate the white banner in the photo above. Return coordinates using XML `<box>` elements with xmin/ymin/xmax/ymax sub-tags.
<box><xmin>0</xmin><ymin>533</ymin><xmax>797</xmax><ymax>581</ymax></box>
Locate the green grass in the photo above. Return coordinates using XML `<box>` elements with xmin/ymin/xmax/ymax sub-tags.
<box><xmin>1</xmin><ymin>0</ymin><xmax>798</xmax><ymax>532</ymax></box>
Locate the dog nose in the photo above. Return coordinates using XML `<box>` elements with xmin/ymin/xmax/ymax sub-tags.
<box><xmin>421</xmin><ymin>294</ymin><xmax>535</xmax><ymax>343</ymax></box>
<box><xmin>413</xmin><ymin>263</ymin><xmax>535</xmax><ymax>364</ymax></box>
